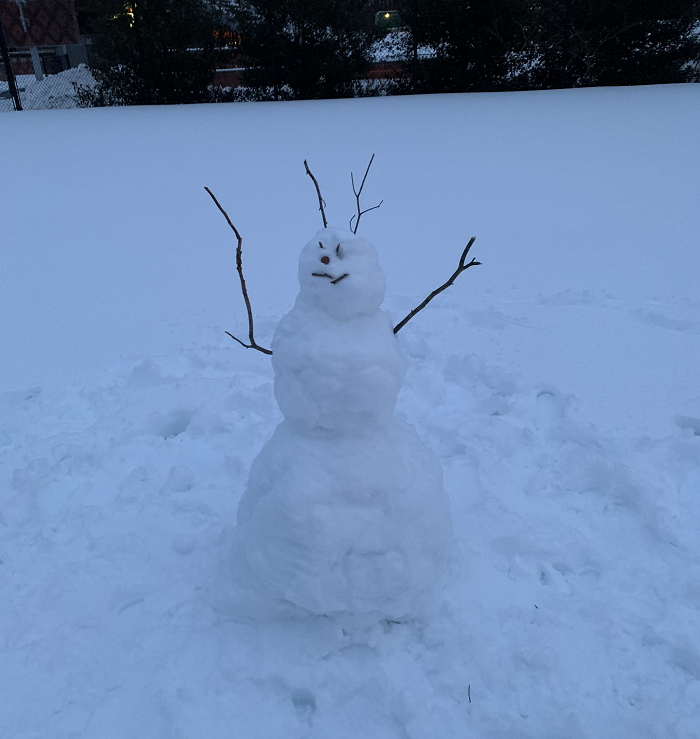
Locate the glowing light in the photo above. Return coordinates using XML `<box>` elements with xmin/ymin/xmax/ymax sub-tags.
<box><xmin>384</xmin><ymin>12</ymin><xmax>391</xmax><ymax>17</ymax></box>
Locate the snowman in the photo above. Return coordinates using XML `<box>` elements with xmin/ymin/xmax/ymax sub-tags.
<box><xmin>232</xmin><ymin>226</ymin><xmax>453</xmax><ymax>624</ymax></box>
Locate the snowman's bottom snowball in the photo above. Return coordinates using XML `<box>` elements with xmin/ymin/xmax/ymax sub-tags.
<box><xmin>234</xmin><ymin>418</ymin><xmax>453</xmax><ymax>620</ymax></box>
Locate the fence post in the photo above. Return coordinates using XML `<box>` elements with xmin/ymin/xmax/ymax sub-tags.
<box><xmin>0</xmin><ymin>15</ymin><xmax>22</xmax><ymax>111</ymax></box>
<box><xmin>30</xmin><ymin>46</ymin><xmax>44</xmax><ymax>81</ymax></box>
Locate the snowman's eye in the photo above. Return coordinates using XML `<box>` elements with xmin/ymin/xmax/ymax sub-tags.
<box><xmin>320</xmin><ymin>256</ymin><xmax>330</xmax><ymax>265</ymax></box>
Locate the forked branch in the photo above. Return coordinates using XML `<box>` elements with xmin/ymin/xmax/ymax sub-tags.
<box><xmin>393</xmin><ymin>237</ymin><xmax>480</xmax><ymax>334</ymax></box>
<box><xmin>304</xmin><ymin>160</ymin><xmax>328</xmax><ymax>228</ymax></box>
<box><xmin>350</xmin><ymin>153</ymin><xmax>383</xmax><ymax>234</ymax></box>
<box><xmin>204</xmin><ymin>186</ymin><xmax>272</xmax><ymax>355</ymax></box>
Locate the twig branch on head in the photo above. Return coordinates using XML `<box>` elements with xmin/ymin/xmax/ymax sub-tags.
<box><xmin>350</xmin><ymin>154</ymin><xmax>383</xmax><ymax>234</ymax></box>
<box><xmin>393</xmin><ymin>237</ymin><xmax>480</xmax><ymax>335</ymax></box>
<box><xmin>304</xmin><ymin>160</ymin><xmax>328</xmax><ymax>229</ymax></box>
<box><xmin>204</xmin><ymin>186</ymin><xmax>273</xmax><ymax>355</ymax></box>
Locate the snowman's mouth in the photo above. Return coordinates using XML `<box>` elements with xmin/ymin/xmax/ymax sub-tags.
<box><xmin>312</xmin><ymin>272</ymin><xmax>349</xmax><ymax>285</ymax></box>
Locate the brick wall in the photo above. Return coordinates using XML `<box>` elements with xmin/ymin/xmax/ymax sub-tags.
<box><xmin>1</xmin><ymin>0</ymin><xmax>80</xmax><ymax>47</ymax></box>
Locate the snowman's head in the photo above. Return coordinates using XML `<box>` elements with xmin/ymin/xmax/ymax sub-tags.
<box><xmin>297</xmin><ymin>227</ymin><xmax>386</xmax><ymax>319</ymax></box>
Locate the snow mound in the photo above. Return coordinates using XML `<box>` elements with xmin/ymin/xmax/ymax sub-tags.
<box><xmin>6</xmin><ymin>65</ymin><xmax>96</xmax><ymax>111</ymax></box>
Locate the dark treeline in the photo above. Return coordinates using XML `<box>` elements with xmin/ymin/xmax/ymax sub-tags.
<box><xmin>398</xmin><ymin>0</ymin><xmax>700</xmax><ymax>92</ymax></box>
<box><xmin>77</xmin><ymin>0</ymin><xmax>225</xmax><ymax>106</ymax></box>
<box><xmin>79</xmin><ymin>0</ymin><xmax>700</xmax><ymax>106</ymax></box>
<box><xmin>231</xmin><ymin>0</ymin><xmax>375</xmax><ymax>100</ymax></box>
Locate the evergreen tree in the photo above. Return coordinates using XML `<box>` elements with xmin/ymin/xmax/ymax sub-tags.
<box><xmin>519</xmin><ymin>0</ymin><xmax>700</xmax><ymax>89</ymax></box>
<box><xmin>78</xmin><ymin>0</ymin><xmax>225</xmax><ymax>106</ymax></box>
<box><xmin>395</xmin><ymin>0</ymin><xmax>700</xmax><ymax>93</ymax></box>
<box><xmin>396</xmin><ymin>0</ymin><xmax>530</xmax><ymax>93</ymax></box>
<box><xmin>230</xmin><ymin>0</ymin><xmax>376</xmax><ymax>100</ymax></box>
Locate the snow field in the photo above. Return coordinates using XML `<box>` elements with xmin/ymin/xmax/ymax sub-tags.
<box><xmin>2</xmin><ymin>293</ymin><xmax>700</xmax><ymax>737</ymax></box>
<box><xmin>1</xmin><ymin>85</ymin><xmax>700</xmax><ymax>737</ymax></box>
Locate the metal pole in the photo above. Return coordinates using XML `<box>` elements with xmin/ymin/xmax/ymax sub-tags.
<box><xmin>0</xmin><ymin>15</ymin><xmax>22</xmax><ymax>110</ymax></box>
<box><xmin>30</xmin><ymin>45</ymin><xmax>43</xmax><ymax>81</ymax></box>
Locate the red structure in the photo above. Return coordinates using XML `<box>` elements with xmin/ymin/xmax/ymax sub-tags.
<box><xmin>0</xmin><ymin>0</ymin><xmax>80</xmax><ymax>47</ymax></box>
<box><xmin>0</xmin><ymin>0</ymin><xmax>84</xmax><ymax>80</ymax></box>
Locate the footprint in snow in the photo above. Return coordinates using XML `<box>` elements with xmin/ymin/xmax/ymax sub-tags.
<box><xmin>291</xmin><ymin>688</ymin><xmax>317</xmax><ymax>721</ymax></box>
<box><xmin>630</xmin><ymin>309</ymin><xmax>700</xmax><ymax>334</ymax></box>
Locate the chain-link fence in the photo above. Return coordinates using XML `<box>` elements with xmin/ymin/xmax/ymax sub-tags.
<box><xmin>4</xmin><ymin>0</ymin><xmax>697</xmax><ymax>113</ymax></box>
<box><xmin>0</xmin><ymin>0</ymin><xmax>406</xmax><ymax>112</ymax></box>
<box><xmin>0</xmin><ymin>0</ymin><xmax>93</xmax><ymax>111</ymax></box>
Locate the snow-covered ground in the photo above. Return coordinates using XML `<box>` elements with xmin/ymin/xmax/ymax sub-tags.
<box><xmin>1</xmin><ymin>86</ymin><xmax>700</xmax><ymax>737</ymax></box>
<box><xmin>0</xmin><ymin>65</ymin><xmax>94</xmax><ymax>112</ymax></box>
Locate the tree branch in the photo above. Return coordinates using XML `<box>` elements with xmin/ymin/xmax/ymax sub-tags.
<box><xmin>304</xmin><ymin>160</ymin><xmax>328</xmax><ymax>229</ymax></box>
<box><xmin>393</xmin><ymin>237</ymin><xmax>480</xmax><ymax>335</ymax></box>
<box><xmin>205</xmin><ymin>186</ymin><xmax>273</xmax><ymax>355</ymax></box>
<box><xmin>350</xmin><ymin>154</ymin><xmax>383</xmax><ymax>234</ymax></box>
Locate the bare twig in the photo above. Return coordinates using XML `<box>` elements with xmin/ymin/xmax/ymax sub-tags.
<box><xmin>304</xmin><ymin>160</ymin><xmax>328</xmax><ymax>229</ymax></box>
<box><xmin>393</xmin><ymin>237</ymin><xmax>480</xmax><ymax>335</ymax></box>
<box><xmin>205</xmin><ymin>186</ymin><xmax>273</xmax><ymax>356</ymax></box>
<box><xmin>468</xmin><ymin>685</ymin><xmax>471</xmax><ymax>704</ymax></box>
<box><xmin>312</xmin><ymin>271</ymin><xmax>349</xmax><ymax>285</ymax></box>
<box><xmin>350</xmin><ymin>154</ymin><xmax>383</xmax><ymax>234</ymax></box>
